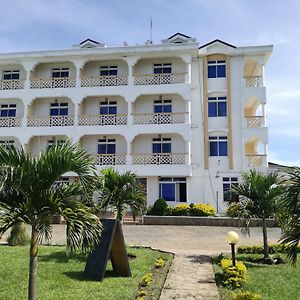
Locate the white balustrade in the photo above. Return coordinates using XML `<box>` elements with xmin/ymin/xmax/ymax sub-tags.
<box><xmin>27</xmin><ymin>116</ymin><xmax>74</xmax><ymax>127</ymax></box>
<box><xmin>132</xmin><ymin>153</ymin><xmax>186</xmax><ymax>165</ymax></box>
<box><xmin>134</xmin><ymin>73</ymin><xmax>186</xmax><ymax>85</ymax></box>
<box><xmin>92</xmin><ymin>154</ymin><xmax>126</xmax><ymax>165</ymax></box>
<box><xmin>246</xmin><ymin>116</ymin><xmax>265</xmax><ymax>128</ymax></box>
<box><xmin>0</xmin><ymin>117</ymin><xmax>22</xmax><ymax>127</ymax></box>
<box><xmin>246</xmin><ymin>155</ymin><xmax>267</xmax><ymax>167</ymax></box>
<box><xmin>78</xmin><ymin>114</ymin><xmax>127</xmax><ymax>126</ymax></box>
<box><xmin>81</xmin><ymin>76</ymin><xmax>128</xmax><ymax>87</ymax></box>
<box><xmin>0</xmin><ymin>80</ymin><xmax>25</xmax><ymax>90</ymax></box>
<box><xmin>30</xmin><ymin>78</ymin><xmax>76</xmax><ymax>89</ymax></box>
<box><xmin>245</xmin><ymin>76</ymin><xmax>263</xmax><ymax>87</ymax></box>
<box><xmin>133</xmin><ymin>112</ymin><xmax>187</xmax><ymax>125</ymax></box>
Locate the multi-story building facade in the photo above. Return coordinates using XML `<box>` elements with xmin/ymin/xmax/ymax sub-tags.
<box><xmin>0</xmin><ymin>33</ymin><xmax>272</xmax><ymax>213</ymax></box>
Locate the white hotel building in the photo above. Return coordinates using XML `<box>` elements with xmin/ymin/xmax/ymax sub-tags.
<box><xmin>0</xmin><ymin>33</ymin><xmax>272</xmax><ymax>212</ymax></box>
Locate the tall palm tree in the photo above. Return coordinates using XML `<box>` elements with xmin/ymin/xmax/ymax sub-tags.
<box><xmin>0</xmin><ymin>141</ymin><xmax>102</xmax><ymax>300</ymax></box>
<box><xmin>97</xmin><ymin>168</ymin><xmax>147</xmax><ymax>220</ymax></box>
<box><xmin>231</xmin><ymin>170</ymin><xmax>283</xmax><ymax>260</ymax></box>
<box><xmin>280</xmin><ymin>167</ymin><xmax>300</xmax><ymax>265</ymax></box>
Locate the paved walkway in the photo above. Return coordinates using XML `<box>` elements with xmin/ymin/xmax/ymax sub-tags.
<box><xmin>0</xmin><ymin>225</ymin><xmax>282</xmax><ymax>299</ymax></box>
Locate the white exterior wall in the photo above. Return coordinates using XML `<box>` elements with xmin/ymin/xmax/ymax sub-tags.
<box><xmin>32</xmin><ymin>62</ymin><xmax>76</xmax><ymax>78</ymax></box>
<box><xmin>83</xmin><ymin>60</ymin><xmax>128</xmax><ymax>77</ymax></box>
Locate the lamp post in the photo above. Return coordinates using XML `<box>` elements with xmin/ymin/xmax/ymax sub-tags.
<box><xmin>226</xmin><ymin>230</ymin><xmax>239</xmax><ymax>267</ymax></box>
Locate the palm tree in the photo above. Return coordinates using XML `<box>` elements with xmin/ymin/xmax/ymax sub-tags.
<box><xmin>0</xmin><ymin>141</ymin><xmax>102</xmax><ymax>300</ymax></box>
<box><xmin>97</xmin><ymin>168</ymin><xmax>147</xmax><ymax>220</ymax></box>
<box><xmin>280</xmin><ymin>167</ymin><xmax>300</xmax><ymax>265</ymax></box>
<box><xmin>231</xmin><ymin>170</ymin><xmax>283</xmax><ymax>260</ymax></box>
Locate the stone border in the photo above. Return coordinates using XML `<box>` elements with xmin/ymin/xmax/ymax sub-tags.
<box><xmin>142</xmin><ymin>215</ymin><xmax>278</xmax><ymax>227</ymax></box>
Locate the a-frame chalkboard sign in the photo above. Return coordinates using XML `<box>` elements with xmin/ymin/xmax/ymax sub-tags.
<box><xmin>84</xmin><ymin>219</ymin><xmax>131</xmax><ymax>281</ymax></box>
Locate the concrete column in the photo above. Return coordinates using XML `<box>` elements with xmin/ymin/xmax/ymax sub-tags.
<box><xmin>127</xmin><ymin>101</ymin><xmax>133</xmax><ymax>125</ymax></box>
<box><xmin>22</xmin><ymin>62</ymin><xmax>36</xmax><ymax>90</ymax></box>
<box><xmin>73</xmin><ymin>59</ymin><xmax>85</xmax><ymax>88</ymax></box>
<box><xmin>125</xmin><ymin>57</ymin><xmax>139</xmax><ymax>87</ymax></box>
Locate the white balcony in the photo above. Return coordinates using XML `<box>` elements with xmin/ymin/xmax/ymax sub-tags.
<box><xmin>0</xmin><ymin>117</ymin><xmax>22</xmax><ymax>127</ymax></box>
<box><xmin>244</xmin><ymin>76</ymin><xmax>263</xmax><ymax>87</ymax></box>
<box><xmin>133</xmin><ymin>73</ymin><xmax>186</xmax><ymax>85</ymax></box>
<box><xmin>246</xmin><ymin>116</ymin><xmax>266</xmax><ymax>128</ymax></box>
<box><xmin>133</xmin><ymin>112</ymin><xmax>187</xmax><ymax>125</ymax></box>
<box><xmin>0</xmin><ymin>80</ymin><xmax>25</xmax><ymax>90</ymax></box>
<box><xmin>132</xmin><ymin>153</ymin><xmax>187</xmax><ymax>165</ymax></box>
<box><xmin>27</xmin><ymin>116</ymin><xmax>74</xmax><ymax>127</ymax></box>
<box><xmin>246</xmin><ymin>154</ymin><xmax>267</xmax><ymax>167</ymax></box>
<box><xmin>78</xmin><ymin>114</ymin><xmax>127</xmax><ymax>126</ymax></box>
<box><xmin>92</xmin><ymin>154</ymin><xmax>126</xmax><ymax>165</ymax></box>
<box><xmin>30</xmin><ymin>77</ymin><xmax>76</xmax><ymax>89</ymax></box>
<box><xmin>81</xmin><ymin>75</ymin><xmax>128</xmax><ymax>87</ymax></box>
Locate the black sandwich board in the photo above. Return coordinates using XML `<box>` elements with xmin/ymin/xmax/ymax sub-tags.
<box><xmin>84</xmin><ymin>219</ymin><xmax>131</xmax><ymax>281</ymax></box>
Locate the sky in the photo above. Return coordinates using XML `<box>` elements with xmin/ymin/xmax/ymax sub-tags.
<box><xmin>0</xmin><ymin>0</ymin><xmax>299</xmax><ymax>166</ymax></box>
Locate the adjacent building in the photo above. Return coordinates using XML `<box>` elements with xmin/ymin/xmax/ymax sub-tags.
<box><xmin>0</xmin><ymin>33</ymin><xmax>272</xmax><ymax>212</ymax></box>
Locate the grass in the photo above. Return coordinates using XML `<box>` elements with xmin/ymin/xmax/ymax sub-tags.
<box><xmin>0</xmin><ymin>245</ymin><xmax>173</xmax><ymax>300</ymax></box>
<box><xmin>214</xmin><ymin>254</ymin><xmax>300</xmax><ymax>300</ymax></box>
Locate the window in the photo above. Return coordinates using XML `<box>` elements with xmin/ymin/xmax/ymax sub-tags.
<box><xmin>209</xmin><ymin>136</ymin><xmax>228</xmax><ymax>156</ymax></box>
<box><xmin>100</xmin><ymin>66</ymin><xmax>118</xmax><ymax>76</ymax></box>
<box><xmin>3</xmin><ymin>70</ymin><xmax>20</xmax><ymax>80</ymax></box>
<box><xmin>48</xmin><ymin>139</ymin><xmax>65</xmax><ymax>150</ymax></box>
<box><xmin>153</xmin><ymin>63</ymin><xmax>172</xmax><ymax>74</ymax></box>
<box><xmin>152</xmin><ymin>137</ymin><xmax>171</xmax><ymax>153</ymax></box>
<box><xmin>0</xmin><ymin>104</ymin><xmax>16</xmax><ymax>117</ymax></box>
<box><xmin>159</xmin><ymin>177</ymin><xmax>187</xmax><ymax>202</ymax></box>
<box><xmin>208</xmin><ymin>96</ymin><xmax>227</xmax><ymax>117</ymax></box>
<box><xmin>223</xmin><ymin>177</ymin><xmax>239</xmax><ymax>202</ymax></box>
<box><xmin>52</xmin><ymin>68</ymin><xmax>69</xmax><ymax>78</ymax></box>
<box><xmin>100</xmin><ymin>101</ymin><xmax>117</xmax><ymax>115</ymax></box>
<box><xmin>139</xmin><ymin>178</ymin><xmax>147</xmax><ymax>194</ymax></box>
<box><xmin>154</xmin><ymin>99</ymin><xmax>172</xmax><ymax>113</ymax></box>
<box><xmin>53</xmin><ymin>177</ymin><xmax>69</xmax><ymax>188</ymax></box>
<box><xmin>50</xmin><ymin>102</ymin><xmax>68</xmax><ymax>116</ymax></box>
<box><xmin>208</xmin><ymin>60</ymin><xmax>226</xmax><ymax>78</ymax></box>
<box><xmin>98</xmin><ymin>138</ymin><xmax>116</xmax><ymax>154</ymax></box>
<box><xmin>0</xmin><ymin>140</ymin><xmax>14</xmax><ymax>149</ymax></box>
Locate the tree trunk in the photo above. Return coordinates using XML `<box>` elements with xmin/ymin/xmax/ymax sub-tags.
<box><xmin>262</xmin><ymin>218</ymin><xmax>270</xmax><ymax>259</ymax></box>
<box><xmin>28</xmin><ymin>227</ymin><xmax>39</xmax><ymax>300</ymax></box>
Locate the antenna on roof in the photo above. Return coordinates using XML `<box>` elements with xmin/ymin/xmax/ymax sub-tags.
<box><xmin>150</xmin><ymin>17</ymin><xmax>153</xmax><ymax>44</ymax></box>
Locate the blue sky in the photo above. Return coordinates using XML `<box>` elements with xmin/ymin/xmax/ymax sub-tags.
<box><xmin>0</xmin><ymin>0</ymin><xmax>299</xmax><ymax>166</ymax></box>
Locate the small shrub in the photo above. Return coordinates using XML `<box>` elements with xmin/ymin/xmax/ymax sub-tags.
<box><xmin>238</xmin><ymin>243</ymin><xmax>300</xmax><ymax>254</ymax></box>
<box><xmin>189</xmin><ymin>203</ymin><xmax>216</xmax><ymax>216</ymax></box>
<box><xmin>7</xmin><ymin>223</ymin><xmax>30</xmax><ymax>246</ymax></box>
<box><xmin>155</xmin><ymin>258</ymin><xmax>166</xmax><ymax>268</ymax></box>
<box><xmin>168</xmin><ymin>204</ymin><xmax>189</xmax><ymax>216</ymax></box>
<box><xmin>231</xmin><ymin>291</ymin><xmax>262</xmax><ymax>300</ymax></box>
<box><xmin>226</xmin><ymin>203</ymin><xmax>243</xmax><ymax>218</ymax></box>
<box><xmin>150</xmin><ymin>198</ymin><xmax>168</xmax><ymax>216</ymax></box>
<box><xmin>220</xmin><ymin>258</ymin><xmax>247</xmax><ymax>288</ymax></box>
<box><xmin>140</xmin><ymin>273</ymin><xmax>153</xmax><ymax>287</ymax></box>
<box><xmin>136</xmin><ymin>290</ymin><xmax>147</xmax><ymax>300</ymax></box>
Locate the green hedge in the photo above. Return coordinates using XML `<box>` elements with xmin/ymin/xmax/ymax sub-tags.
<box><xmin>238</xmin><ymin>244</ymin><xmax>300</xmax><ymax>254</ymax></box>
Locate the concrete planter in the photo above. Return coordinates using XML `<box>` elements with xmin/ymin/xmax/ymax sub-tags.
<box><xmin>142</xmin><ymin>215</ymin><xmax>278</xmax><ymax>227</ymax></box>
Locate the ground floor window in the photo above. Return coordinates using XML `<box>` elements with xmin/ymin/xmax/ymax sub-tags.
<box><xmin>159</xmin><ymin>177</ymin><xmax>186</xmax><ymax>202</ymax></box>
<box><xmin>223</xmin><ymin>177</ymin><xmax>239</xmax><ymax>202</ymax></box>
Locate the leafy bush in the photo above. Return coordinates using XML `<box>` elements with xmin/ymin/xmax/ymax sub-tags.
<box><xmin>231</xmin><ymin>291</ymin><xmax>262</xmax><ymax>300</ymax></box>
<box><xmin>140</xmin><ymin>273</ymin><xmax>153</xmax><ymax>287</ymax></box>
<box><xmin>155</xmin><ymin>258</ymin><xmax>166</xmax><ymax>268</ymax></box>
<box><xmin>220</xmin><ymin>258</ymin><xmax>247</xmax><ymax>288</ymax></box>
<box><xmin>189</xmin><ymin>203</ymin><xmax>216</xmax><ymax>216</ymax></box>
<box><xmin>168</xmin><ymin>204</ymin><xmax>190</xmax><ymax>216</ymax></box>
<box><xmin>226</xmin><ymin>203</ymin><xmax>243</xmax><ymax>218</ymax></box>
<box><xmin>238</xmin><ymin>243</ymin><xmax>300</xmax><ymax>254</ymax></box>
<box><xmin>135</xmin><ymin>290</ymin><xmax>147</xmax><ymax>300</ymax></box>
<box><xmin>149</xmin><ymin>198</ymin><xmax>168</xmax><ymax>216</ymax></box>
<box><xmin>7</xmin><ymin>223</ymin><xmax>30</xmax><ymax>246</ymax></box>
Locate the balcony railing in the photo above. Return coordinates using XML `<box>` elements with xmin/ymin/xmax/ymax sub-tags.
<box><xmin>0</xmin><ymin>80</ymin><xmax>25</xmax><ymax>90</ymax></box>
<box><xmin>0</xmin><ymin>117</ymin><xmax>22</xmax><ymax>127</ymax></box>
<box><xmin>27</xmin><ymin>116</ymin><xmax>74</xmax><ymax>127</ymax></box>
<box><xmin>30</xmin><ymin>77</ymin><xmax>76</xmax><ymax>89</ymax></box>
<box><xmin>92</xmin><ymin>154</ymin><xmax>126</xmax><ymax>165</ymax></box>
<box><xmin>81</xmin><ymin>75</ymin><xmax>128</xmax><ymax>87</ymax></box>
<box><xmin>132</xmin><ymin>153</ymin><xmax>187</xmax><ymax>165</ymax></box>
<box><xmin>245</xmin><ymin>76</ymin><xmax>263</xmax><ymax>87</ymax></box>
<box><xmin>246</xmin><ymin>116</ymin><xmax>265</xmax><ymax>128</ymax></box>
<box><xmin>133</xmin><ymin>112</ymin><xmax>187</xmax><ymax>125</ymax></box>
<box><xmin>78</xmin><ymin>114</ymin><xmax>127</xmax><ymax>126</ymax></box>
<box><xmin>246</xmin><ymin>154</ymin><xmax>267</xmax><ymax>167</ymax></box>
<box><xmin>134</xmin><ymin>73</ymin><xmax>186</xmax><ymax>85</ymax></box>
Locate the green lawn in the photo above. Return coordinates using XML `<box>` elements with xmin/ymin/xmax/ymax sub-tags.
<box><xmin>214</xmin><ymin>254</ymin><xmax>300</xmax><ymax>300</ymax></box>
<box><xmin>0</xmin><ymin>245</ymin><xmax>173</xmax><ymax>300</ymax></box>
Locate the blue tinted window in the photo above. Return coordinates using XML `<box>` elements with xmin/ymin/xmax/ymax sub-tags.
<box><xmin>107</xmin><ymin>144</ymin><xmax>116</xmax><ymax>154</ymax></box>
<box><xmin>161</xmin><ymin>183</ymin><xmax>175</xmax><ymax>201</ymax></box>
<box><xmin>154</xmin><ymin>105</ymin><xmax>163</xmax><ymax>113</ymax></box>
<box><xmin>152</xmin><ymin>143</ymin><xmax>161</xmax><ymax>153</ymax></box>
<box><xmin>163</xmin><ymin>67</ymin><xmax>172</xmax><ymax>74</ymax></box>
<box><xmin>162</xmin><ymin>143</ymin><xmax>171</xmax><ymax>153</ymax></box>
<box><xmin>164</xmin><ymin>105</ymin><xmax>172</xmax><ymax>113</ymax></box>
<box><xmin>210</xmin><ymin>141</ymin><xmax>218</xmax><ymax>156</ymax></box>
<box><xmin>50</xmin><ymin>108</ymin><xmax>59</xmax><ymax>116</ymax></box>
<box><xmin>208</xmin><ymin>102</ymin><xmax>217</xmax><ymax>117</ymax></box>
<box><xmin>98</xmin><ymin>144</ymin><xmax>106</xmax><ymax>154</ymax></box>
<box><xmin>217</xmin><ymin>65</ymin><xmax>226</xmax><ymax>77</ymax></box>
<box><xmin>218</xmin><ymin>102</ymin><xmax>227</xmax><ymax>116</ymax></box>
<box><xmin>1</xmin><ymin>110</ymin><xmax>7</xmax><ymax>117</ymax></box>
<box><xmin>219</xmin><ymin>141</ymin><xmax>228</xmax><ymax>156</ymax></box>
<box><xmin>8</xmin><ymin>109</ymin><xmax>16</xmax><ymax>117</ymax></box>
<box><xmin>208</xmin><ymin>65</ymin><xmax>216</xmax><ymax>78</ymax></box>
<box><xmin>100</xmin><ymin>106</ymin><xmax>108</xmax><ymax>114</ymax></box>
<box><xmin>60</xmin><ymin>108</ymin><xmax>68</xmax><ymax>116</ymax></box>
<box><xmin>109</xmin><ymin>106</ymin><xmax>117</xmax><ymax>114</ymax></box>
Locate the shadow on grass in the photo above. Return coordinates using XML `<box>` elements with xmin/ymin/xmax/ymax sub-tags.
<box><xmin>39</xmin><ymin>251</ymin><xmax>87</xmax><ymax>263</ymax></box>
<box><xmin>64</xmin><ymin>270</ymin><xmax>123</xmax><ymax>282</ymax></box>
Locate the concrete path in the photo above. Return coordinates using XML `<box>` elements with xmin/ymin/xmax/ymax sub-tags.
<box><xmin>0</xmin><ymin>225</ymin><xmax>282</xmax><ymax>300</ymax></box>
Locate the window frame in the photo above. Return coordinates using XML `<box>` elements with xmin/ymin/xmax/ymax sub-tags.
<box><xmin>100</xmin><ymin>100</ymin><xmax>117</xmax><ymax>115</ymax></box>
<box><xmin>47</xmin><ymin>139</ymin><xmax>65</xmax><ymax>150</ymax></box>
<box><xmin>0</xmin><ymin>140</ymin><xmax>15</xmax><ymax>149</ymax></box>
<box><xmin>208</xmin><ymin>96</ymin><xmax>227</xmax><ymax>117</ymax></box>
<box><xmin>97</xmin><ymin>138</ymin><xmax>116</xmax><ymax>154</ymax></box>
<box><xmin>3</xmin><ymin>70</ymin><xmax>20</xmax><ymax>80</ymax></box>
<box><xmin>209</xmin><ymin>136</ymin><xmax>228</xmax><ymax>156</ymax></box>
<box><xmin>223</xmin><ymin>177</ymin><xmax>239</xmax><ymax>202</ymax></box>
<box><xmin>100</xmin><ymin>66</ymin><xmax>118</xmax><ymax>76</ymax></box>
<box><xmin>154</xmin><ymin>99</ymin><xmax>172</xmax><ymax>113</ymax></box>
<box><xmin>52</xmin><ymin>67</ymin><xmax>69</xmax><ymax>78</ymax></box>
<box><xmin>152</xmin><ymin>137</ymin><xmax>172</xmax><ymax>154</ymax></box>
<box><xmin>0</xmin><ymin>104</ymin><xmax>17</xmax><ymax>117</ymax></box>
<box><xmin>159</xmin><ymin>177</ymin><xmax>186</xmax><ymax>202</ymax></box>
<box><xmin>207</xmin><ymin>60</ymin><xmax>226</xmax><ymax>78</ymax></box>
<box><xmin>50</xmin><ymin>102</ymin><xmax>69</xmax><ymax>116</ymax></box>
<box><xmin>153</xmin><ymin>63</ymin><xmax>172</xmax><ymax>74</ymax></box>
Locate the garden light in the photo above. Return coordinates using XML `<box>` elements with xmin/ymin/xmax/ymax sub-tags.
<box><xmin>226</xmin><ymin>230</ymin><xmax>239</xmax><ymax>267</ymax></box>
